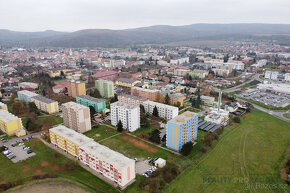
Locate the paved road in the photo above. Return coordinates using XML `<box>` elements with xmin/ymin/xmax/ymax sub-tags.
<box><xmin>223</xmin><ymin>73</ymin><xmax>260</xmax><ymax>93</ymax></box>
<box><xmin>238</xmin><ymin>98</ymin><xmax>290</xmax><ymax>123</ymax></box>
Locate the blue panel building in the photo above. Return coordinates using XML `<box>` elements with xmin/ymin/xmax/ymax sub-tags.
<box><xmin>17</xmin><ymin>90</ymin><xmax>39</xmax><ymax>103</ymax></box>
<box><xmin>166</xmin><ymin>111</ymin><xmax>198</xmax><ymax>151</ymax></box>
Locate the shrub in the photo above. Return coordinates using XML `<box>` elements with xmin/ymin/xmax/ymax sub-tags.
<box><xmin>233</xmin><ymin>116</ymin><xmax>241</xmax><ymax>123</ymax></box>
<box><xmin>180</xmin><ymin>142</ymin><xmax>193</xmax><ymax>156</ymax></box>
<box><xmin>201</xmin><ymin>146</ymin><xmax>207</xmax><ymax>154</ymax></box>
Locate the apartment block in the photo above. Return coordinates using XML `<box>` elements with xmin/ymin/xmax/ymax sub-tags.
<box><xmin>166</xmin><ymin>111</ymin><xmax>199</xmax><ymax>151</ymax></box>
<box><xmin>76</xmin><ymin>95</ymin><xmax>106</xmax><ymax>113</ymax></box>
<box><xmin>110</xmin><ymin>101</ymin><xmax>140</xmax><ymax>132</ymax></box>
<box><xmin>95</xmin><ymin>79</ymin><xmax>115</xmax><ymax>98</ymax></box>
<box><xmin>115</xmin><ymin>78</ymin><xmax>140</xmax><ymax>88</ymax></box>
<box><xmin>0</xmin><ymin>109</ymin><xmax>25</xmax><ymax>136</ymax></box>
<box><xmin>62</xmin><ymin>102</ymin><xmax>91</xmax><ymax>133</ymax></box>
<box><xmin>68</xmin><ymin>80</ymin><xmax>86</xmax><ymax>98</ymax></box>
<box><xmin>0</xmin><ymin>102</ymin><xmax>8</xmax><ymax>111</ymax></box>
<box><xmin>118</xmin><ymin>94</ymin><xmax>147</xmax><ymax>106</ymax></box>
<box><xmin>49</xmin><ymin>125</ymin><xmax>93</xmax><ymax>157</ymax></box>
<box><xmin>79</xmin><ymin>141</ymin><xmax>136</xmax><ymax>187</ymax></box>
<box><xmin>17</xmin><ymin>90</ymin><xmax>39</xmax><ymax>103</ymax></box>
<box><xmin>173</xmin><ymin>69</ymin><xmax>190</xmax><ymax>77</ymax></box>
<box><xmin>49</xmin><ymin>125</ymin><xmax>136</xmax><ymax>188</ymax></box>
<box><xmin>31</xmin><ymin>95</ymin><xmax>59</xmax><ymax>114</ymax></box>
<box><xmin>143</xmin><ymin>101</ymin><xmax>178</xmax><ymax>120</ymax></box>
<box><xmin>131</xmin><ymin>87</ymin><xmax>159</xmax><ymax>101</ymax></box>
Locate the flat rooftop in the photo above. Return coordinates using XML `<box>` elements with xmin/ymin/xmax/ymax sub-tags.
<box><xmin>143</xmin><ymin>100</ymin><xmax>178</xmax><ymax>111</ymax></box>
<box><xmin>168</xmin><ymin>111</ymin><xmax>197</xmax><ymax>125</ymax></box>
<box><xmin>31</xmin><ymin>95</ymin><xmax>56</xmax><ymax>104</ymax></box>
<box><xmin>62</xmin><ymin>102</ymin><xmax>88</xmax><ymax>110</ymax></box>
<box><xmin>119</xmin><ymin>94</ymin><xmax>147</xmax><ymax>102</ymax></box>
<box><xmin>77</xmin><ymin>95</ymin><xmax>105</xmax><ymax>103</ymax></box>
<box><xmin>50</xmin><ymin>125</ymin><xmax>93</xmax><ymax>145</ymax></box>
<box><xmin>111</xmin><ymin>101</ymin><xmax>139</xmax><ymax>110</ymax></box>
<box><xmin>17</xmin><ymin>90</ymin><xmax>39</xmax><ymax>97</ymax></box>
<box><xmin>0</xmin><ymin>109</ymin><xmax>20</xmax><ymax>123</ymax></box>
<box><xmin>132</xmin><ymin>87</ymin><xmax>159</xmax><ymax>93</ymax></box>
<box><xmin>81</xmin><ymin>141</ymin><xmax>134</xmax><ymax>169</ymax></box>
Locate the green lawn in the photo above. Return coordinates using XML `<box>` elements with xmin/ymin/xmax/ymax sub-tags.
<box><xmin>100</xmin><ymin>133</ymin><xmax>174</xmax><ymax>160</ymax></box>
<box><xmin>0</xmin><ymin>139</ymin><xmax>118</xmax><ymax>193</ymax></box>
<box><xmin>164</xmin><ymin>109</ymin><xmax>290</xmax><ymax>193</ymax></box>
<box><xmin>22</xmin><ymin>115</ymin><xmax>63</xmax><ymax>128</ymax></box>
<box><xmin>83</xmin><ymin>125</ymin><xmax>118</xmax><ymax>142</ymax></box>
<box><xmin>283</xmin><ymin>113</ymin><xmax>290</xmax><ymax>119</ymax></box>
<box><xmin>133</xmin><ymin>124</ymin><xmax>160</xmax><ymax>138</ymax></box>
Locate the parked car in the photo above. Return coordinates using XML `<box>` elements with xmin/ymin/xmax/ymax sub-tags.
<box><xmin>27</xmin><ymin>149</ymin><xmax>33</xmax><ymax>154</ymax></box>
<box><xmin>19</xmin><ymin>143</ymin><xmax>24</xmax><ymax>146</ymax></box>
<box><xmin>9</xmin><ymin>155</ymin><xmax>16</xmax><ymax>160</ymax></box>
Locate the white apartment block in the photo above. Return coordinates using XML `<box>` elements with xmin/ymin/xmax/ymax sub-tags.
<box><xmin>265</xmin><ymin>71</ymin><xmax>279</xmax><ymax>80</ymax></box>
<box><xmin>143</xmin><ymin>101</ymin><xmax>178</xmax><ymax>120</ymax></box>
<box><xmin>118</xmin><ymin>94</ymin><xmax>147</xmax><ymax>106</ymax></box>
<box><xmin>285</xmin><ymin>73</ymin><xmax>290</xmax><ymax>81</ymax></box>
<box><xmin>110</xmin><ymin>101</ymin><xmax>140</xmax><ymax>132</ymax></box>
<box><xmin>170</xmin><ymin>57</ymin><xmax>189</xmax><ymax>65</ymax></box>
<box><xmin>79</xmin><ymin>141</ymin><xmax>135</xmax><ymax>187</ymax></box>
<box><xmin>62</xmin><ymin>102</ymin><xmax>91</xmax><ymax>133</ymax></box>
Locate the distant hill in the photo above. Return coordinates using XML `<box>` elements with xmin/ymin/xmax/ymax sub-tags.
<box><xmin>1</xmin><ymin>24</ymin><xmax>290</xmax><ymax>48</ymax></box>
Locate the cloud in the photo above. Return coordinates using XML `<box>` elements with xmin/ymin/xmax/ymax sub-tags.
<box><xmin>0</xmin><ymin>0</ymin><xmax>289</xmax><ymax>31</ymax></box>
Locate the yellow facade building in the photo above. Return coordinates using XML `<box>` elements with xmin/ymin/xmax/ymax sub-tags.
<box><xmin>69</xmin><ymin>81</ymin><xmax>86</xmax><ymax>98</ymax></box>
<box><xmin>49</xmin><ymin>125</ymin><xmax>93</xmax><ymax>157</ymax></box>
<box><xmin>115</xmin><ymin>78</ymin><xmax>140</xmax><ymax>88</ymax></box>
<box><xmin>30</xmin><ymin>95</ymin><xmax>59</xmax><ymax>114</ymax></box>
<box><xmin>0</xmin><ymin>109</ymin><xmax>25</xmax><ymax>136</ymax></box>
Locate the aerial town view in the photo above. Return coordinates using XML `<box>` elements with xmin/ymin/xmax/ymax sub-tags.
<box><xmin>0</xmin><ymin>0</ymin><xmax>289</xmax><ymax>193</ymax></box>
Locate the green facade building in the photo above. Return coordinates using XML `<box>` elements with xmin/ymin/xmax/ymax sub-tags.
<box><xmin>76</xmin><ymin>95</ymin><xmax>106</xmax><ymax>113</ymax></box>
<box><xmin>95</xmin><ymin>80</ymin><xmax>114</xmax><ymax>98</ymax></box>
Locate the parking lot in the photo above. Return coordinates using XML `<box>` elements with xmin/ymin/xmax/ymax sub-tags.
<box><xmin>0</xmin><ymin>135</ymin><xmax>36</xmax><ymax>163</ymax></box>
<box><xmin>136</xmin><ymin>158</ymin><xmax>151</xmax><ymax>175</ymax></box>
<box><xmin>237</xmin><ymin>89</ymin><xmax>290</xmax><ymax>107</ymax></box>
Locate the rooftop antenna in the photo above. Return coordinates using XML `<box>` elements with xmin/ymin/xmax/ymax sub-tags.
<box><xmin>218</xmin><ymin>89</ymin><xmax>222</xmax><ymax>113</ymax></box>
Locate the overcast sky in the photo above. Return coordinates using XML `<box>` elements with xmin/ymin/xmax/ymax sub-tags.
<box><xmin>0</xmin><ymin>0</ymin><xmax>289</xmax><ymax>32</ymax></box>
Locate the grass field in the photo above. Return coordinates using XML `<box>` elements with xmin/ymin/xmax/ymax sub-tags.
<box><xmin>0</xmin><ymin>139</ymin><xmax>118</xmax><ymax>193</ymax></box>
<box><xmin>21</xmin><ymin>115</ymin><xmax>63</xmax><ymax>128</ymax></box>
<box><xmin>99</xmin><ymin>133</ymin><xmax>173</xmax><ymax>159</ymax></box>
<box><xmin>83</xmin><ymin>125</ymin><xmax>118</xmax><ymax>142</ymax></box>
<box><xmin>164</xmin><ymin>109</ymin><xmax>290</xmax><ymax>193</ymax></box>
<box><xmin>133</xmin><ymin>124</ymin><xmax>160</xmax><ymax>138</ymax></box>
<box><xmin>283</xmin><ymin>113</ymin><xmax>290</xmax><ymax>119</ymax></box>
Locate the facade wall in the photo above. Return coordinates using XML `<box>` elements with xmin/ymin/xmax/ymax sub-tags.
<box><xmin>70</xmin><ymin>82</ymin><xmax>86</xmax><ymax>98</ymax></box>
<box><xmin>166</xmin><ymin>113</ymin><xmax>198</xmax><ymax>151</ymax></box>
<box><xmin>0</xmin><ymin>119</ymin><xmax>22</xmax><ymax>136</ymax></box>
<box><xmin>143</xmin><ymin>101</ymin><xmax>178</xmax><ymax>120</ymax></box>
<box><xmin>111</xmin><ymin>102</ymin><xmax>140</xmax><ymax>132</ymax></box>
<box><xmin>79</xmin><ymin>147</ymin><xmax>136</xmax><ymax>187</ymax></box>
<box><xmin>95</xmin><ymin>80</ymin><xmax>114</xmax><ymax>98</ymax></box>
<box><xmin>30</xmin><ymin>98</ymin><xmax>58</xmax><ymax>114</ymax></box>
<box><xmin>17</xmin><ymin>91</ymin><xmax>38</xmax><ymax>103</ymax></box>
<box><xmin>76</xmin><ymin>97</ymin><xmax>106</xmax><ymax>113</ymax></box>
<box><xmin>118</xmin><ymin>95</ymin><xmax>145</xmax><ymax>106</ymax></box>
<box><xmin>62</xmin><ymin>102</ymin><xmax>91</xmax><ymax>133</ymax></box>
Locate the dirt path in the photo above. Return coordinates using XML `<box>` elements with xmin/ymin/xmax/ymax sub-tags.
<box><xmin>7</xmin><ymin>180</ymin><xmax>89</xmax><ymax>193</ymax></box>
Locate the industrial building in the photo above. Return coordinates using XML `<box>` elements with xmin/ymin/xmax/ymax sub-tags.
<box><xmin>30</xmin><ymin>95</ymin><xmax>59</xmax><ymax>114</ymax></box>
<box><xmin>76</xmin><ymin>95</ymin><xmax>106</xmax><ymax>113</ymax></box>
<box><xmin>118</xmin><ymin>94</ymin><xmax>147</xmax><ymax>106</ymax></box>
<box><xmin>143</xmin><ymin>101</ymin><xmax>178</xmax><ymax>120</ymax></box>
<box><xmin>110</xmin><ymin>101</ymin><xmax>140</xmax><ymax>132</ymax></box>
<box><xmin>79</xmin><ymin>141</ymin><xmax>136</xmax><ymax>187</ymax></box>
<box><xmin>17</xmin><ymin>90</ymin><xmax>39</xmax><ymax>103</ymax></box>
<box><xmin>0</xmin><ymin>109</ymin><xmax>26</xmax><ymax>136</ymax></box>
<box><xmin>62</xmin><ymin>102</ymin><xmax>91</xmax><ymax>133</ymax></box>
<box><xmin>95</xmin><ymin>79</ymin><xmax>115</xmax><ymax>98</ymax></box>
<box><xmin>49</xmin><ymin>125</ymin><xmax>93</xmax><ymax>157</ymax></box>
<box><xmin>166</xmin><ymin>111</ymin><xmax>199</xmax><ymax>151</ymax></box>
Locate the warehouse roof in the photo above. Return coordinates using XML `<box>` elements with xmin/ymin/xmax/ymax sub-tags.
<box><xmin>31</xmin><ymin>95</ymin><xmax>56</xmax><ymax>104</ymax></box>
<box><xmin>50</xmin><ymin>125</ymin><xmax>93</xmax><ymax>145</ymax></box>
<box><xmin>80</xmin><ymin>141</ymin><xmax>134</xmax><ymax>169</ymax></box>
<box><xmin>0</xmin><ymin>109</ymin><xmax>20</xmax><ymax>123</ymax></box>
<box><xmin>77</xmin><ymin>95</ymin><xmax>105</xmax><ymax>103</ymax></box>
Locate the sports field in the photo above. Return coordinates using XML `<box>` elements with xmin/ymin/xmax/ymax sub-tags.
<box><xmin>164</xmin><ymin>109</ymin><xmax>290</xmax><ymax>193</ymax></box>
